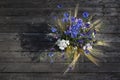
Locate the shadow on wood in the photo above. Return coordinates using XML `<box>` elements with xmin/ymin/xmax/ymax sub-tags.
<box><xmin>18</xmin><ymin>22</ymin><xmax>53</xmax><ymax>62</ymax></box>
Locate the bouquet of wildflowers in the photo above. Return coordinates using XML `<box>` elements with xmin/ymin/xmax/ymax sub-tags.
<box><xmin>46</xmin><ymin>4</ymin><xmax>104</xmax><ymax>74</ymax></box>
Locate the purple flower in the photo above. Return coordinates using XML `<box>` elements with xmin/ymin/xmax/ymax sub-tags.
<box><xmin>51</xmin><ymin>27</ymin><xmax>57</xmax><ymax>32</ymax></box>
<box><xmin>82</xmin><ymin>12</ymin><xmax>89</xmax><ymax>18</ymax></box>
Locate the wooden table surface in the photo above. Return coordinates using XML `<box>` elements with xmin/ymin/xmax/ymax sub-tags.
<box><xmin>0</xmin><ymin>0</ymin><xmax>120</xmax><ymax>80</ymax></box>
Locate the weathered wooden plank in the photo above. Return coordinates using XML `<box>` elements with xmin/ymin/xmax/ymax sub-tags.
<box><xmin>0</xmin><ymin>1</ymin><xmax>119</xmax><ymax>9</ymax></box>
<box><xmin>99</xmin><ymin>25</ymin><xmax>120</xmax><ymax>33</ymax></box>
<box><xmin>103</xmin><ymin>7</ymin><xmax>120</xmax><ymax>16</ymax></box>
<box><xmin>0</xmin><ymin>14</ymin><xmax>119</xmax><ymax>33</ymax></box>
<box><xmin>0</xmin><ymin>24</ymin><xmax>119</xmax><ymax>33</ymax></box>
<box><xmin>104</xmin><ymin>3</ymin><xmax>120</xmax><ymax>8</ymax></box>
<box><xmin>0</xmin><ymin>8</ymin><xmax>117</xmax><ymax>16</ymax></box>
<box><xmin>0</xmin><ymin>63</ymin><xmax>119</xmax><ymax>72</ymax></box>
<box><xmin>0</xmin><ymin>73</ymin><xmax>120</xmax><ymax>80</ymax></box>
<box><xmin>0</xmin><ymin>33</ymin><xmax>120</xmax><ymax>42</ymax></box>
<box><xmin>95</xmin><ymin>34</ymin><xmax>120</xmax><ymax>42</ymax></box>
<box><xmin>0</xmin><ymin>8</ymin><xmax>118</xmax><ymax>16</ymax></box>
<box><xmin>49</xmin><ymin>0</ymin><xmax>120</xmax><ymax>3</ymax></box>
<box><xmin>0</xmin><ymin>40</ymin><xmax>120</xmax><ymax>52</ymax></box>
<box><xmin>0</xmin><ymin>11</ymin><xmax>118</xmax><ymax>33</ymax></box>
<box><xmin>85</xmin><ymin>57</ymin><xmax>120</xmax><ymax>63</ymax></box>
<box><xmin>93</xmin><ymin>42</ymin><xmax>120</xmax><ymax>52</ymax></box>
<box><xmin>0</xmin><ymin>8</ymin><xmax>103</xmax><ymax>16</ymax></box>
<box><xmin>0</xmin><ymin>23</ymin><xmax>49</xmax><ymax>33</ymax></box>
<box><xmin>0</xmin><ymin>40</ymin><xmax>53</xmax><ymax>51</ymax></box>
<box><xmin>0</xmin><ymin>33</ymin><xmax>18</xmax><ymax>41</ymax></box>
<box><xmin>0</xmin><ymin>33</ymin><xmax>119</xmax><ymax>51</ymax></box>
<box><xmin>0</xmin><ymin>1</ymin><xmax>119</xmax><ymax>10</ymax></box>
<box><xmin>0</xmin><ymin>0</ymin><xmax>118</xmax><ymax>3</ymax></box>
<box><xmin>0</xmin><ymin>16</ymin><xmax>119</xmax><ymax>24</ymax></box>
<box><xmin>0</xmin><ymin>1</ymin><xmax>103</xmax><ymax>8</ymax></box>
<box><xmin>0</xmin><ymin>7</ymin><xmax>116</xmax><ymax>16</ymax></box>
<box><xmin>18</xmin><ymin>33</ymin><xmax>120</xmax><ymax>42</ymax></box>
<box><xmin>0</xmin><ymin>0</ymin><xmax>119</xmax><ymax>80</ymax></box>
<box><xmin>0</xmin><ymin>51</ymin><xmax>120</xmax><ymax>63</ymax></box>
<box><xmin>0</xmin><ymin>51</ymin><xmax>120</xmax><ymax>58</ymax></box>
<box><xmin>10</xmin><ymin>33</ymin><xmax>120</xmax><ymax>42</ymax></box>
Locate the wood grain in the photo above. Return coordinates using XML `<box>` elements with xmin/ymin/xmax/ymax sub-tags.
<box><xmin>0</xmin><ymin>51</ymin><xmax>120</xmax><ymax>63</ymax></box>
<box><xmin>0</xmin><ymin>73</ymin><xmax>119</xmax><ymax>80</ymax></box>
<box><xmin>0</xmin><ymin>63</ymin><xmax>120</xmax><ymax>73</ymax></box>
<box><xmin>0</xmin><ymin>0</ymin><xmax>119</xmax><ymax>79</ymax></box>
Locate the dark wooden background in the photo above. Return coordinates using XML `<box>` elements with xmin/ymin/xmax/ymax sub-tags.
<box><xmin>0</xmin><ymin>0</ymin><xmax>120</xmax><ymax>80</ymax></box>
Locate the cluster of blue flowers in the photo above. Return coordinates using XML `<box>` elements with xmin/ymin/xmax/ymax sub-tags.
<box><xmin>64</xmin><ymin>18</ymin><xmax>83</xmax><ymax>38</ymax></box>
<box><xmin>46</xmin><ymin>4</ymin><xmax>102</xmax><ymax>74</ymax></box>
<box><xmin>50</xmin><ymin>12</ymin><xmax>97</xmax><ymax>54</ymax></box>
<box><xmin>50</xmin><ymin>12</ymin><xmax>95</xmax><ymax>42</ymax></box>
<box><xmin>62</xmin><ymin>12</ymin><xmax>92</xmax><ymax>40</ymax></box>
<box><xmin>51</xmin><ymin>12</ymin><xmax>90</xmax><ymax>37</ymax></box>
<box><xmin>49</xmin><ymin>11</ymin><xmax>97</xmax><ymax>55</ymax></box>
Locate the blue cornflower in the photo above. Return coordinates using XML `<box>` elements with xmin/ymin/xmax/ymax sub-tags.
<box><xmin>84</xmin><ymin>49</ymin><xmax>90</xmax><ymax>54</ymax></box>
<box><xmin>64</xmin><ymin>12</ymin><xmax>69</xmax><ymax>18</ymax></box>
<box><xmin>68</xmin><ymin>66</ymin><xmax>72</xmax><ymax>71</ymax></box>
<box><xmin>86</xmin><ymin>31</ymin><xmax>92</xmax><ymax>39</ymax></box>
<box><xmin>77</xmin><ymin>19</ymin><xmax>83</xmax><ymax>27</ymax></box>
<box><xmin>48</xmin><ymin>52</ymin><xmax>54</xmax><ymax>63</ymax></box>
<box><xmin>78</xmin><ymin>40</ymin><xmax>83</xmax><ymax>44</ymax></box>
<box><xmin>65</xmin><ymin>25</ymin><xmax>80</xmax><ymax>38</ymax></box>
<box><xmin>62</xmin><ymin>17</ymin><xmax>69</xmax><ymax>22</ymax></box>
<box><xmin>73</xmin><ymin>23</ymin><xmax>81</xmax><ymax>30</ymax></box>
<box><xmin>85</xmin><ymin>23</ymin><xmax>90</xmax><ymax>28</ymax></box>
<box><xmin>68</xmin><ymin>25</ymin><xmax>80</xmax><ymax>38</ymax></box>
<box><xmin>48</xmin><ymin>52</ymin><xmax>54</xmax><ymax>57</ymax></box>
<box><xmin>57</xmin><ymin>4</ymin><xmax>63</xmax><ymax>8</ymax></box>
<box><xmin>86</xmin><ymin>31</ymin><xmax>92</xmax><ymax>36</ymax></box>
<box><xmin>61</xmin><ymin>52</ymin><xmax>65</xmax><ymax>60</ymax></box>
<box><xmin>50</xmin><ymin>48</ymin><xmax>55</xmax><ymax>51</ymax></box>
<box><xmin>82</xmin><ymin>12</ymin><xmax>89</xmax><ymax>18</ymax></box>
<box><xmin>94</xmin><ymin>30</ymin><xmax>97</xmax><ymax>34</ymax></box>
<box><xmin>70</xmin><ymin>30</ymin><xmax>78</xmax><ymax>38</ymax></box>
<box><xmin>71</xmin><ymin>17</ymin><xmax>75</xmax><ymax>22</ymax></box>
<box><xmin>51</xmin><ymin>27</ymin><xmax>57</xmax><ymax>32</ymax></box>
<box><xmin>64</xmin><ymin>27</ymin><xmax>72</xmax><ymax>35</ymax></box>
<box><xmin>64</xmin><ymin>31</ymin><xmax>67</xmax><ymax>35</ymax></box>
<box><xmin>80</xmin><ymin>33</ymin><xmax>85</xmax><ymax>37</ymax></box>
